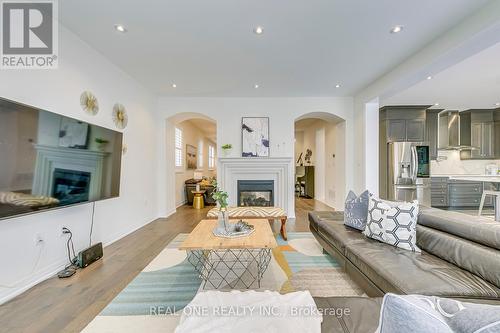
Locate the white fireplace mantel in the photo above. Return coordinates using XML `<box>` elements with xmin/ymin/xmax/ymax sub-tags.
<box><xmin>218</xmin><ymin>157</ymin><xmax>295</xmax><ymax>218</ymax></box>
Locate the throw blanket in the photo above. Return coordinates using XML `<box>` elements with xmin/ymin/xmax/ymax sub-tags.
<box><xmin>175</xmin><ymin>290</ymin><xmax>321</xmax><ymax>333</ymax></box>
<box><xmin>0</xmin><ymin>191</ymin><xmax>59</xmax><ymax>207</ymax></box>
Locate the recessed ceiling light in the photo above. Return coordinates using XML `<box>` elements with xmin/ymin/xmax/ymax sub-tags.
<box><xmin>390</xmin><ymin>25</ymin><xmax>404</xmax><ymax>34</ymax></box>
<box><xmin>427</xmin><ymin>76</ymin><xmax>433</xmax><ymax>80</ymax></box>
<box><xmin>335</xmin><ymin>84</ymin><xmax>341</xmax><ymax>88</ymax></box>
<box><xmin>254</xmin><ymin>84</ymin><xmax>259</xmax><ymax>89</ymax></box>
<box><xmin>254</xmin><ymin>26</ymin><xmax>264</xmax><ymax>35</ymax></box>
<box><xmin>114</xmin><ymin>24</ymin><xmax>127</xmax><ymax>33</ymax></box>
<box><xmin>172</xmin><ymin>83</ymin><xmax>177</xmax><ymax>88</ymax></box>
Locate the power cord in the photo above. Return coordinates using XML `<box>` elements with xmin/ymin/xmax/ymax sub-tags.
<box><xmin>57</xmin><ymin>227</ymin><xmax>78</xmax><ymax>278</ymax></box>
<box><xmin>89</xmin><ymin>201</ymin><xmax>96</xmax><ymax>247</ymax></box>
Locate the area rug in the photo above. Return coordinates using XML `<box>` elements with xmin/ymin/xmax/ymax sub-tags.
<box><xmin>83</xmin><ymin>232</ymin><xmax>363</xmax><ymax>332</ymax></box>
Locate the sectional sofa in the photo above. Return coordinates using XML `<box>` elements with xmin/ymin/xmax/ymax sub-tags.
<box><xmin>308</xmin><ymin>206</ymin><xmax>500</xmax><ymax>332</ymax></box>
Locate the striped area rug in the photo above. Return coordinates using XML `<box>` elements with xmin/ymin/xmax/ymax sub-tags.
<box><xmin>83</xmin><ymin>232</ymin><xmax>363</xmax><ymax>332</ymax></box>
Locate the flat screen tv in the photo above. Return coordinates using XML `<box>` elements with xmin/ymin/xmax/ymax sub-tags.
<box><xmin>0</xmin><ymin>97</ymin><xmax>123</xmax><ymax>220</ymax></box>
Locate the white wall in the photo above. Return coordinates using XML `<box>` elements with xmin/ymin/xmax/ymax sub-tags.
<box><xmin>0</xmin><ymin>26</ymin><xmax>158</xmax><ymax>304</ymax></box>
<box><xmin>157</xmin><ymin>97</ymin><xmax>354</xmax><ymax>216</ymax></box>
<box><xmin>431</xmin><ymin>150</ymin><xmax>500</xmax><ymax>175</ymax></box>
<box><xmin>174</xmin><ymin>120</ymin><xmax>216</xmax><ymax>206</ymax></box>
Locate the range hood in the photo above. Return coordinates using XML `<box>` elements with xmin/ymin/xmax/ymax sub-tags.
<box><xmin>438</xmin><ymin>110</ymin><xmax>477</xmax><ymax>151</ymax></box>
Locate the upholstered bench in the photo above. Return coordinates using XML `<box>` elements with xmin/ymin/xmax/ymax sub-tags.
<box><xmin>207</xmin><ymin>206</ymin><xmax>288</xmax><ymax>240</ymax></box>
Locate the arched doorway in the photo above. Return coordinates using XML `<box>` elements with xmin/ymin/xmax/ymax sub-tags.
<box><xmin>294</xmin><ymin>112</ymin><xmax>346</xmax><ymax>210</ymax></box>
<box><xmin>163</xmin><ymin>113</ymin><xmax>218</xmax><ymax>214</ymax></box>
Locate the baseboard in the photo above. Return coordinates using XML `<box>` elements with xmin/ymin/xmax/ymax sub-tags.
<box><xmin>0</xmin><ymin>256</ymin><xmax>69</xmax><ymax>305</ymax></box>
<box><xmin>0</xmin><ymin>216</ymin><xmax>158</xmax><ymax>305</ymax></box>
<box><xmin>176</xmin><ymin>200</ymin><xmax>187</xmax><ymax>208</ymax></box>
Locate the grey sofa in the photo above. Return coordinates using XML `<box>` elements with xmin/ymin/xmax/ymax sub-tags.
<box><xmin>310</xmin><ymin>207</ymin><xmax>500</xmax><ymax>332</ymax></box>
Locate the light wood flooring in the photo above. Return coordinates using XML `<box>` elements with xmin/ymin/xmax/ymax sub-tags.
<box><xmin>0</xmin><ymin>198</ymin><xmax>334</xmax><ymax>333</ymax></box>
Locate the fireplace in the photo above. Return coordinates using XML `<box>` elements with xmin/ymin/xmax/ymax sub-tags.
<box><xmin>237</xmin><ymin>180</ymin><xmax>274</xmax><ymax>207</ymax></box>
<box><xmin>52</xmin><ymin>168</ymin><xmax>91</xmax><ymax>205</ymax></box>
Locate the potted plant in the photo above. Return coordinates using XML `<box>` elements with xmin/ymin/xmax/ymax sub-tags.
<box><xmin>95</xmin><ymin>138</ymin><xmax>109</xmax><ymax>151</ymax></box>
<box><xmin>221</xmin><ymin>143</ymin><xmax>233</xmax><ymax>157</ymax></box>
<box><xmin>211</xmin><ymin>180</ymin><xmax>229</xmax><ymax>231</ymax></box>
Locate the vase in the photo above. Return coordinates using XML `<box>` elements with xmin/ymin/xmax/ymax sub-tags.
<box><xmin>222</xmin><ymin>148</ymin><xmax>232</xmax><ymax>157</ymax></box>
<box><xmin>217</xmin><ymin>208</ymin><xmax>229</xmax><ymax>232</ymax></box>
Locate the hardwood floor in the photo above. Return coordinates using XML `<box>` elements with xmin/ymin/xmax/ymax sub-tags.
<box><xmin>0</xmin><ymin>198</ymin><xmax>333</xmax><ymax>333</ymax></box>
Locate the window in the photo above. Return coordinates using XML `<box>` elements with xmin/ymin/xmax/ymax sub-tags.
<box><xmin>197</xmin><ymin>140</ymin><xmax>204</xmax><ymax>168</ymax></box>
<box><xmin>175</xmin><ymin>127</ymin><xmax>183</xmax><ymax>167</ymax></box>
<box><xmin>208</xmin><ymin>145</ymin><xmax>215</xmax><ymax>169</ymax></box>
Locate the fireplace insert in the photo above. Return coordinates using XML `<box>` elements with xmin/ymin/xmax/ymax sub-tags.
<box><xmin>237</xmin><ymin>180</ymin><xmax>274</xmax><ymax>207</ymax></box>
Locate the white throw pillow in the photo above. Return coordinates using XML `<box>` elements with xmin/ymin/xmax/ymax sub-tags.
<box><xmin>363</xmin><ymin>197</ymin><xmax>420</xmax><ymax>252</ymax></box>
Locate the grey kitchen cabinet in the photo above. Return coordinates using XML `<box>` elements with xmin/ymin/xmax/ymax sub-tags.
<box><xmin>430</xmin><ymin>177</ymin><xmax>448</xmax><ymax>207</ymax></box>
<box><xmin>387</xmin><ymin>120</ymin><xmax>406</xmax><ymax>142</ymax></box>
<box><xmin>471</xmin><ymin>122</ymin><xmax>494</xmax><ymax>158</ymax></box>
<box><xmin>447</xmin><ymin>179</ymin><xmax>492</xmax><ymax>208</ymax></box>
<box><xmin>431</xmin><ymin>178</ymin><xmax>493</xmax><ymax>208</ymax></box>
<box><xmin>426</xmin><ymin>110</ymin><xmax>442</xmax><ymax>160</ymax></box>
<box><xmin>405</xmin><ymin>119</ymin><xmax>426</xmax><ymax>142</ymax></box>
<box><xmin>387</xmin><ymin>119</ymin><xmax>425</xmax><ymax>142</ymax></box>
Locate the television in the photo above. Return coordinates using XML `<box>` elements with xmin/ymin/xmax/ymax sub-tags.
<box><xmin>0</xmin><ymin>97</ymin><xmax>123</xmax><ymax>220</ymax></box>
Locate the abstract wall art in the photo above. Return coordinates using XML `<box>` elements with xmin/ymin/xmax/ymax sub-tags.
<box><xmin>242</xmin><ymin>117</ymin><xmax>269</xmax><ymax>157</ymax></box>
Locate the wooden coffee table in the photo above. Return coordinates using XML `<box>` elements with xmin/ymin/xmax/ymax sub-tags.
<box><xmin>179</xmin><ymin>219</ymin><xmax>278</xmax><ymax>289</ymax></box>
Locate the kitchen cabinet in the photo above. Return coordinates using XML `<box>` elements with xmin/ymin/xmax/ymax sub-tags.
<box><xmin>430</xmin><ymin>178</ymin><xmax>493</xmax><ymax>208</ymax></box>
<box><xmin>380</xmin><ymin>106</ymin><xmax>430</xmax><ymax>143</ymax></box>
<box><xmin>448</xmin><ymin>180</ymin><xmax>482</xmax><ymax>207</ymax></box>
<box><xmin>430</xmin><ymin>177</ymin><xmax>448</xmax><ymax>207</ymax></box>
<box><xmin>387</xmin><ymin>120</ymin><xmax>406</xmax><ymax>142</ymax></box>
<box><xmin>471</xmin><ymin>122</ymin><xmax>494</xmax><ymax>158</ymax></box>
<box><xmin>405</xmin><ymin>119</ymin><xmax>426</xmax><ymax>142</ymax></box>
<box><xmin>426</xmin><ymin>110</ymin><xmax>442</xmax><ymax>160</ymax></box>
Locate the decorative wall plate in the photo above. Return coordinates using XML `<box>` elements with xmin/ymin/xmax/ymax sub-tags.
<box><xmin>112</xmin><ymin>103</ymin><xmax>128</xmax><ymax>129</ymax></box>
<box><xmin>80</xmin><ymin>91</ymin><xmax>99</xmax><ymax>115</ymax></box>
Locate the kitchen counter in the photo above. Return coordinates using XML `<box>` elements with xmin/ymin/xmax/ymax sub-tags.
<box><xmin>448</xmin><ymin>175</ymin><xmax>500</xmax><ymax>183</ymax></box>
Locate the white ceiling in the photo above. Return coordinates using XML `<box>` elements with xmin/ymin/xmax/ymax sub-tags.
<box><xmin>60</xmin><ymin>0</ymin><xmax>490</xmax><ymax>97</ymax></box>
<box><xmin>382</xmin><ymin>41</ymin><xmax>500</xmax><ymax>110</ymax></box>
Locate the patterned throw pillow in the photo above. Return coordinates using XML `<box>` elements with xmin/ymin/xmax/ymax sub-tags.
<box><xmin>376</xmin><ymin>293</ymin><xmax>500</xmax><ymax>333</ymax></box>
<box><xmin>344</xmin><ymin>190</ymin><xmax>370</xmax><ymax>231</ymax></box>
<box><xmin>363</xmin><ymin>196</ymin><xmax>420</xmax><ymax>252</ymax></box>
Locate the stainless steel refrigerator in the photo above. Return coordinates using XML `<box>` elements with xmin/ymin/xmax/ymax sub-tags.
<box><xmin>386</xmin><ymin>142</ymin><xmax>431</xmax><ymax>206</ymax></box>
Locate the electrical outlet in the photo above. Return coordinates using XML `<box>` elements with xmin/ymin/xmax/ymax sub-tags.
<box><xmin>34</xmin><ymin>233</ymin><xmax>44</xmax><ymax>246</ymax></box>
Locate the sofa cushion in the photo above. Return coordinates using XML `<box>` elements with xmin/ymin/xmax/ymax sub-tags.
<box><xmin>344</xmin><ymin>190</ymin><xmax>370</xmax><ymax>230</ymax></box>
<box><xmin>308</xmin><ymin>211</ymin><xmax>344</xmax><ymax>232</ymax></box>
<box><xmin>417</xmin><ymin>225</ymin><xmax>500</xmax><ymax>288</ymax></box>
<box><xmin>314</xmin><ymin>297</ymin><xmax>382</xmax><ymax>333</ymax></box>
<box><xmin>344</xmin><ymin>240</ymin><xmax>500</xmax><ymax>300</ymax></box>
<box><xmin>317</xmin><ymin>220</ymin><xmax>366</xmax><ymax>255</ymax></box>
<box><xmin>364</xmin><ymin>197</ymin><xmax>420</xmax><ymax>252</ymax></box>
<box><xmin>418</xmin><ymin>207</ymin><xmax>500</xmax><ymax>250</ymax></box>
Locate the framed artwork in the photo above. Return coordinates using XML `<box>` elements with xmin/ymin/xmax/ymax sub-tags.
<box><xmin>242</xmin><ymin>117</ymin><xmax>269</xmax><ymax>157</ymax></box>
<box><xmin>186</xmin><ymin>144</ymin><xmax>197</xmax><ymax>169</ymax></box>
<box><xmin>59</xmin><ymin>117</ymin><xmax>89</xmax><ymax>149</ymax></box>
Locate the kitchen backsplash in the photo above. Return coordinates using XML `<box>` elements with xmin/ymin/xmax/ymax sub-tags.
<box><xmin>431</xmin><ymin>150</ymin><xmax>500</xmax><ymax>175</ymax></box>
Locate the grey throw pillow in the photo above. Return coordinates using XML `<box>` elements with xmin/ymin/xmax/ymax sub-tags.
<box><xmin>344</xmin><ymin>190</ymin><xmax>369</xmax><ymax>231</ymax></box>
<box><xmin>376</xmin><ymin>293</ymin><xmax>500</xmax><ymax>333</ymax></box>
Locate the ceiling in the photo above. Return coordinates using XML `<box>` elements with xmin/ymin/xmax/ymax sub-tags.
<box><xmin>184</xmin><ymin>118</ymin><xmax>217</xmax><ymax>142</ymax></box>
<box><xmin>60</xmin><ymin>0</ymin><xmax>490</xmax><ymax>97</ymax></box>
<box><xmin>382</xmin><ymin>41</ymin><xmax>500</xmax><ymax>110</ymax></box>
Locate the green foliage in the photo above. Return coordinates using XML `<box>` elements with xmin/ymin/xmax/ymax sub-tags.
<box><xmin>221</xmin><ymin>144</ymin><xmax>233</xmax><ymax>150</ymax></box>
<box><xmin>95</xmin><ymin>138</ymin><xmax>109</xmax><ymax>144</ymax></box>
<box><xmin>211</xmin><ymin>179</ymin><xmax>229</xmax><ymax>209</ymax></box>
